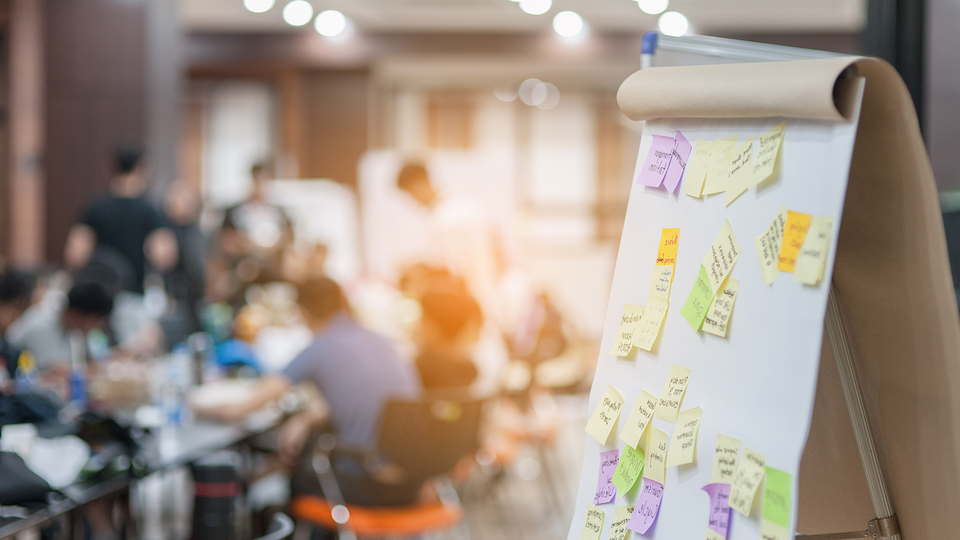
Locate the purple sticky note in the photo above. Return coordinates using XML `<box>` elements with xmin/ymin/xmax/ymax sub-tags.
<box><xmin>594</xmin><ymin>449</ymin><xmax>620</xmax><ymax>504</ymax></box>
<box><xmin>663</xmin><ymin>131</ymin><xmax>692</xmax><ymax>193</ymax></box>
<box><xmin>637</xmin><ymin>135</ymin><xmax>675</xmax><ymax>187</ymax></box>
<box><xmin>703</xmin><ymin>483</ymin><xmax>731</xmax><ymax>538</ymax></box>
<box><xmin>627</xmin><ymin>478</ymin><xmax>664</xmax><ymax>534</ymax></box>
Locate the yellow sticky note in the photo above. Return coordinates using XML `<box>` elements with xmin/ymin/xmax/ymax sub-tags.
<box><xmin>586</xmin><ymin>385</ymin><xmax>624</xmax><ymax>444</ymax></box>
<box><xmin>754</xmin><ymin>206</ymin><xmax>788</xmax><ymax>285</ymax></box>
<box><xmin>610</xmin><ymin>305</ymin><xmax>645</xmax><ymax>357</ymax></box>
<box><xmin>634</xmin><ymin>296</ymin><xmax>668</xmax><ymax>352</ymax></box>
<box><xmin>751</xmin><ymin>121</ymin><xmax>787</xmax><ymax>187</ymax></box>
<box><xmin>703</xmin><ymin>219</ymin><xmax>741</xmax><ymax>294</ymax></box>
<box><xmin>704</xmin><ymin>136</ymin><xmax>739</xmax><ymax>195</ymax></box>
<box><xmin>655</xmin><ymin>364</ymin><xmax>691</xmax><ymax>422</ymax></box>
<box><xmin>793</xmin><ymin>216</ymin><xmax>833</xmax><ymax>285</ymax></box>
<box><xmin>607</xmin><ymin>505</ymin><xmax>635</xmax><ymax>540</ymax></box>
<box><xmin>729</xmin><ymin>447</ymin><xmax>766</xmax><ymax>516</ymax></box>
<box><xmin>760</xmin><ymin>521</ymin><xmax>790</xmax><ymax>540</ymax></box>
<box><xmin>702</xmin><ymin>278</ymin><xmax>739</xmax><ymax>338</ymax></box>
<box><xmin>581</xmin><ymin>504</ymin><xmax>605</xmax><ymax>540</ymax></box>
<box><xmin>619</xmin><ymin>388</ymin><xmax>660</xmax><ymax>449</ymax></box>
<box><xmin>684</xmin><ymin>140</ymin><xmax>713</xmax><ymax>198</ymax></box>
<box><xmin>642</xmin><ymin>426</ymin><xmax>668</xmax><ymax>485</ymax></box>
<box><xmin>711</xmin><ymin>433</ymin><xmax>742</xmax><ymax>484</ymax></box>
<box><xmin>778</xmin><ymin>211</ymin><xmax>812</xmax><ymax>272</ymax></box>
<box><xmin>649</xmin><ymin>265</ymin><xmax>674</xmax><ymax>300</ymax></box>
<box><xmin>666</xmin><ymin>406</ymin><xmax>703</xmax><ymax>467</ymax></box>
<box><xmin>705</xmin><ymin>529</ymin><xmax>726</xmax><ymax>540</ymax></box>
<box><xmin>656</xmin><ymin>228</ymin><xmax>680</xmax><ymax>268</ymax></box>
<box><xmin>723</xmin><ymin>136</ymin><xmax>755</xmax><ymax>206</ymax></box>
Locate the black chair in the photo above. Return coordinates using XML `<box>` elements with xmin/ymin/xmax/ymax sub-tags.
<box><xmin>254</xmin><ymin>513</ymin><xmax>294</xmax><ymax>540</ymax></box>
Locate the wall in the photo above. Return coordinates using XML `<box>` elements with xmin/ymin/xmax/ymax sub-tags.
<box><xmin>927</xmin><ymin>0</ymin><xmax>960</xmax><ymax>190</ymax></box>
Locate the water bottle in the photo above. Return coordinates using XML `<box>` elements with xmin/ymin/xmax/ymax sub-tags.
<box><xmin>68</xmin><ymin>330</ymin><xmax>87</xmax><ymax>407</ymax></box>
<box><xmin>14</xmin><ymin>351</ymin><xmax>37</xmax><ymax>394</ymax></box>
<box><xmin>162</xmin><ymin>346</ymin><xmax>194</xmax><ymax>427</ymax></box>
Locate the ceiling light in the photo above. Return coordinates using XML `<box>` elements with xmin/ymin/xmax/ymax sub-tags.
<box><xmin>518</xmin><ymin>78</ymin><xmax>542</xmax><ymax>106</ymax></box>
<box><xmin>552</xmin><ymin>11</ymin><xmax>583</xmax><ymax>38</ymax></box>
<box><xmin>638</xmin><ymin>0</ymin><xmax>669</xmax><ymax>15</ymax></box>
<box><xmin>315</xmin><ymin>10</ymin><xmax>346</xmax><ymax>36</ymax></box>
<box><xmin>244</xmin><ymin>0</ymin><xmax>275</xmax><ymax>13</ymax></box>
<box><xmin>282</xmin><ymin>0</ymin><xmax>313</xmax><ymax>26</ymax></box>
<box><xmin>519</xmin><ymin>0</ymin><xmax>551</xmax><ymax>16</ymax></box>
<box><xmin>537</xmin><ymin>83</ymin><xmax>560</xmax><ymax>110</ymax></box>
<box><xmin>658</xmin><ymin>11</ymin><xmax>689</xmax><ymax>36</ymax></box>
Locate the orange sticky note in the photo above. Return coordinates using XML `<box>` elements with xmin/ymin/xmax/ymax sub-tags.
<box><xmin>656</xmin><ymin>228</ymin><xmax>680</xmax><ymax>269</ymax></box>
<box><xmin>778</xmin><ymin>211</ymin><xmax>812</xmax><ymax>273</ymax></box>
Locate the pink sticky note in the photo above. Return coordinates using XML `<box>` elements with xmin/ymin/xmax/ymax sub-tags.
<box><xmin>637</xmin><ymin>135</ymin><xmax>675</xmax><ymax>187</ymax></box>
<box><xmin>703</xmin><ymin>483</ymin><xmax>731</xmax><ymax>538</ymax></box>
<box><xmin>594</xmin><ymin>449</ymin><xmax>620</xmax><ymax>504</ymax></box>
<box><xmin>627</xmin><ymin>478</ymin><xmax>664</xmax><ymax>534</ymax></box>
<box><xmin>663</xmin><ymin>131</ymin><xmax>692</xmax><ymax>193</ymax></box>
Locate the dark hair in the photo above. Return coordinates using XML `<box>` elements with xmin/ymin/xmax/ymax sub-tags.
<box><xmin>115</xmin><ymin>144</ymin><xmax>143</xmax><ymax>174</ymax></box>
<box><xmin>420</xmin><ymin>290</ymin><xmax>482</xmax><ymax>340</ymax></box>
<box><xmin>251</xmin><ymin>160</ymin><xmax>273</xmax><ymax>178</ymax></box>
<box><xmin>0</xmin><ymin>270</ymin><xmax>36</xmax><ymax>308</ymax></box>
<box><xmin>297</xmin><ymin>277</ymin><xmax>344</xmax><ymax>322</ymax></box>
<box><xmin>396</xmin><ymin>162</ymin><xmax>430</xmax><ymax>191</ymax></box>
<box><xmin>67</xmin><ymin>282</ymin><xmax>114</xmax><ymax>318</ymax></box>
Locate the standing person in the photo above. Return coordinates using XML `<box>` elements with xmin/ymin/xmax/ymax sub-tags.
<box><xmin>162</xmin><ymin>180</ymin><xmax>206</xmax><ymax>342</ymax></box>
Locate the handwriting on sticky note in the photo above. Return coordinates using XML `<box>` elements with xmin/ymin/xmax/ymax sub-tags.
<box><xmin>684</xmin><ymin>140</ymin><xmax>713</xmax><ymax>198</ymax></box>
<box><xmin>619</xmin><ymin>389</ymin><xmax>659</xmax><ymax>449</ymax></box>
<box><xmin>642</xmin><ymin>426</ymin><xmax>668</xmax><ymax>485</ymax></box>
<box><xmin>663</xmin><ymin>131</ymin><xmax>692</xmax><ymax>193</ymax></box>
<box><xmin>637</xmin><ymin>135</ymin><xmax>675</xmax><ymax>187</ymax></box>
<box><xmin>681</xmin><ymin>265</ymin><xmax>715</xmax><ymax>331</ymax></box>
<box><xmin>634</xmin><ymin>296</ymin><xmax>668</xmax><ymax>352</ymax></box>
<box><xmin>703</xmin><ymin>219</ymin><xmax>741</xmax><ymax>294</ymax></box>
<box><xmin>656</xmin><ymin>364</ymin><xmax>690</xmax><ymax>423</ymax></box>
<box><xmin>610</xmin><ymin>305</ymin><xmax>645</xmax><ymax>357</ymax></box>
<box><xmin>778</xmin><ymin>211</ymin><xmax>812</xmax><ymax>273</ymax></box>
<box><xmin>666</xmin><ymin>406</ymin><xmax>703</xmax><ymax>467</ymax></box>
<box><xmin>581</xmin><ymin>504</ymin><xmax>605</xmax><ymax>540</ymax></box>
<box><xmin>711</xmin><ymin>434</ymin><xmax>741</xmax><ymax>484</ymax></box>
<box><xmin>650</xmin><ymin>266</ymin><xmax>674</xmax><ymax>300</ymax></box>
<box><xmin>702</xmin><ymin>483</ymin><xmax>731</xmax><ymax>538</ymax></box>
<box><xmin>755</xmin><ymin>206</ymin><xmax>788</xmax><ymax>285</ymax></box>
<box><xmin>656</xmin><ymin>228</ymin><xmax>680</xmax><ymax>267</ymax></box>
<box><xmin>612</xmin><ymin>444</ymin><xmax>645</xmax><ymax>495</ymax></box>
<box><xmin>762</xmin><ymin>467</ymin><xmax>792</xmax><ymax>528</ymax></box>
<box><xmin>704</xmin><ymin>136</ymin><xmax>739</xmax><ymax>195</ymax></box>
<box><xmin>723</xmin><ymin>136</ymin><xmax>755</xmax><ymax>206</ymax></box>
<box><xmin>607</xmin><ymin>505</ymin><xmax>635</xmax><ymax>540</ymax></box>
<box><xmin>626</xmin><ymin>479</ymin><xmax>664</xmax><ymax>535</ymax></box>
<box><xmin>752</xmin><ymin>121</ymin><xmax>786</xmax><ymax>186</ymax></box>
<box><xmin>793</xmin><ymin>216</ymin><xmax>833</xmax><ymax>285</ymax></box>
<box><xmin>703</xmin><ymin>278</ymin><xmax>739</xmax><ymax>338</ymax></box>
<box><xmin>595</xmin><ymin>449</ymin><xmax>620</xmax><ymax>504</ymax></box>
<box><xmin>586</xmin><ymin>385</ymin><xmax>624</xmax><ymax>444</ymax></box>
<box><xmin>730</xmin><ymin>447</ymin><xmax>766</xmax><ymax>516</ymax></box>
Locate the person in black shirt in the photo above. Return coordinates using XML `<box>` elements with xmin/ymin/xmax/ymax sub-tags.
<box><xmin>161</xmin><ymin>180</ymin><xmax>206</xmax><ymax>342</ymax></box>
<box><xmin>0</xmin><ymin>270</ymin><xmax>36</xmax><ymax>386</ymax></box>
<box><xmin>64</xmin><ymin>144</ymin><xmax>178</xmax><ymax>294</ymax></box>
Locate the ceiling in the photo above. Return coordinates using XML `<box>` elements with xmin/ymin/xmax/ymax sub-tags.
<box><xmin>180</xmin><ymin>0</ymin><xmax>866</xmax><ymax>35</ymax></box>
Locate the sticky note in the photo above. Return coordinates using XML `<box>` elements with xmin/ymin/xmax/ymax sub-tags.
<box><xmin>586</xmin><ymin>385</ymin><xmax>624</xmax><ymax>444</ymax></box>
<box><xmin>681</xmin><ymin>265</ymin><xmax>715</xmax><ymax>331</ymax></box>
<box><xmin>663</xmin><ymin>130</ymin><xmax>692</xmax><ymax>193</ymax></box>
<box><xmin>612</xmin><ymin>444</ymin><xmax>645</xmax><ymax>495</ymax></box>
<box><xmin>751</xmin><ymin>121</ymin><xmax>787</xmax><ymax>187</ymax></box>
<box><xmin>702</xmin><ymin>278</ymin><xmax>739</xmax><ymax>338</ymax></box>
<box><xmin>649</xmin><ymin>265</ymin><xmax>674</xmax><ymax>300</ymax></box>
<box><xmin>729</xmin><ymin>447</ymin><xmax>766</xmax><ymax>516</ymax></box>
<box><xmin>619</xmin><ymin>389</ymin><xmax>659</xmax><ymax>449</ymax></box>
<box><xmin>762</xmin><ymin>467</ymin><xmax>792</xmax><ymax>528</ymax></box>
<box><xmin>793</xmin><ymin>216</ymin><xmax>833</xmax><ymax>285</ymax></box>
<box><xmin>656</xmin><ymin>228</ymin><xmax>680</xmax><ymax>268</ymax></box>
<box><xmin>705</xmin><ymin>529</ymin><xmax>726</xmax><ymax>540</ymax></box>
<box><xmin>607</xmin><ymin>505</ymin><xmax>635</xmax><ymax>540</ymax></box>
<box><xmin>634</xmin><ymin>296</ymin><xmax>668</xmax><ymax>352</ymax></box>
<box><xmin>723</xmin><ymin>136</ymin><xmax>755</xmax><ymax>206</ymax></box>
<box><xmin>704</xmin><ymin>136</ymin><xmax>739</xmax><ymax>195</ymax></box>
<box><xmin>710</xmin><ymin>434</ymin><xmax>742</xmax><ymax>484</ymax></box>
<box><xmin>666</xmin><ymin>406</ymin><xmax>703</xmax><ymax>467</ymax></box>
<box><xmin>778</xmin><ymin>211</ymin><xmax>812</xmax><ymax>273</ymax></box>
<box><xmin>684</xmin><ymin>140</ymin><xmax>713</xmax><ymax>198</ymax></box>
<box><xmin>637</xmin><ymin>135</ymin><xmax>675</xmax><ymax>187</ymax></box>
<box><xmin>702</xmin><ymin>483</ymin><xmax>732</xmax><ymax>538</ymax></box>
<box><xmin>627</xmin><ymin>478</ymin><xmax>664</xmax><ymax>535</ymax></box>
<box><xmin>703</xmin><ymin>219</ymin><xmax>741</xmax><ymax>294</ymax></box>
<box><xmin>642</xmin><ymin>427</ymin><xmax>668</xmax><ymax>485</ymax></box>
<box><xmin>595</xmin><ymin>449</ymin><xmax>620</xmax><ymax>504</ymax></box>
<box><xmin>656</xmin><ymin>364</ymin><xmax>691</xmax><ymax>423</ymax></box>
<box><xmin>755</xmin><ymin>206</ymin><xmax>788</xmax><ymax>285</ymax></box>
<box><xmin>581</xmin><ymin>504</ymin><xmax>605</xmax><ymax>540</ymax></box>
<box><xmin>760</xmin><ymin>520</ymin><xmax>790</xmax><ymax>540</ymax></box>
<box><xmin>610</xmin><ymin>305</ymin><xmax>645</xmax><ymax>357</ymax></box>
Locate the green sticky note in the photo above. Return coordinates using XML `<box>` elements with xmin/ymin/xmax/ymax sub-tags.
<box><xmin>762</xmin><ymin>466</ymin><xmax>792</xmax><ymax>528</ymax></box>
<box><xmin>681</xmin><ymin>265</ymin><xmax>716</xmax><ymax>330</ymax></box>
<box><xmin>612</xmin><ymin>444</ymin><xmax>645</xmax><ymax>495</ymax></box>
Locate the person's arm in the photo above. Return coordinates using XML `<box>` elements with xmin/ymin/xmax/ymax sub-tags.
<box><xmin>64</xmin><ymin>224</ymin><xmax>96</xmax><ymax>270</ymax></box>
<box><xmin>276</xmin><ymin>396</ymin><xmax>330</xmax><ymax>466</ymax></box>
<box><xmin>145</xmin><ymin>228</ymin><xmax>178</xmax><ymax>271</ymax></box>
<box><xmin>192</xmin><ymin>374</ymin><xmax>292</xmax><ymax>423</ymax></box>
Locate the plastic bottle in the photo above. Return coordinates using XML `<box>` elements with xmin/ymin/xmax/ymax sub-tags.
<box><xmin>14</xmin><ymin>351</ymin><xmax>37</xmax><ymax>394</ymax></box>
<box><xmin>68</xmin><ymin>330</ymin><xmax>87</xmax><ymax>407</ymax></box>
<box><xmin>162</xmin><ymin>345</ymin><xmax>194</xmax><ymax>427</ymax></box>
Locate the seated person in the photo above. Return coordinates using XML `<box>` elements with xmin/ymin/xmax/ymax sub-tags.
<box><xmin>415</xmin><ymin>289</ymin><xmax>482</xmax><ymax>390</ymax></box>
<box><xmin>0</xmin><ymin>270</ymin><xmax>37</xmax><ymax>387</ymax></box>
<box><xmin>194</xmin><ymin>277</ymin><xmax>423</xmax><ymax>509</ymax></box>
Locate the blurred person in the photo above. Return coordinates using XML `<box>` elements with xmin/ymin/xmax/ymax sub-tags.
<box><xmin>162</xmin><ymin>180</ymin><xmax>207</xmax><ymax>341</ymax></box>
<box><xmin>64</xmin><ymin>144</ymin><xmax>178</xmax><ymax>294</ymax></box>
<box><xmin>415</xmin><ymin>288</ymin><xmax>481</xmax><ymax>389</ymax></box>
<box><xmin>0</xmin><ymin>270</ymin><xmax>37</xmax><ymax>385</ymax></box>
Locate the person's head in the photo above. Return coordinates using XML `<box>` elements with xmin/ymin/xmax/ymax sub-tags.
<box><xmin>296</xmin><ymin>277</ymin><xmax>346</xmax><ymax>330</ymax></box>
<box><xmin>396</xmin><ymin>162</ymin><xmax>436</xmax><ymax>207</ymax></box>
<box><xmin>164</xmin><ymin>180</ymin><xmax>202</xmax><ymax>226</ymax></box>
<box><xmin>418</xmin><ymin>289</ymin><xmax>483</xmax><ymax>351</ymax></box>
<box><xmin>112</xmin><ymin>143</ymin><xmax>147</xmax><ymax>197</ymax></box>
<box><xmin>250</xmin><ymin>160</ymin><xmax>273</xmax><ymax>200</ymax></box>
<box><xmin>0</xmin><ymin>270</ymin><xmax>37</xmax><ymax>332</ymax></box>
<box><xmin>62</xmin><ymin>282</ymin><xmax>114</xmax><ymax>333</ymax></box>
